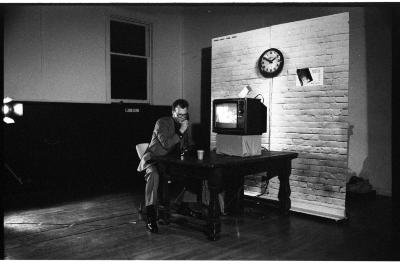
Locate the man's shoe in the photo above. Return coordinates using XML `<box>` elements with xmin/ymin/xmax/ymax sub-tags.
<box><xmin>146</xmin><ymin>220</ymin><xmax>158</xmax><ymax>233</ymax></box>
<box><xmin>145</xmin><ymin>205</ymin><xmax>158</xmax><ymax>233</ymax></box>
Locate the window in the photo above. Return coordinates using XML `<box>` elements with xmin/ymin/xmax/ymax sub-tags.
<box><xmin>109</xmin><ymin>18</ymin><xmax>151</xmax><ymax>103</ymax></box>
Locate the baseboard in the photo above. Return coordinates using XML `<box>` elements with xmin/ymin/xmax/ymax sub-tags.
<box><xmin>374</xmin><ymin>187</ymin><xmax>392</xmax><ymax>197</ymax></box>
<box><xmin>290</xmin><ymin>198</ymin><xmax>346</xmax><ymax>221</ymax></box>
<box><xmin>244</xmin><ymin>190</ymin><xmax>346</xmax><ymax>221</ymax></box>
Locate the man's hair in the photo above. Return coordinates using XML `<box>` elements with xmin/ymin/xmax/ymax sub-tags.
<box><xmin>172</xmin><ymin>99</ymin><xmax>189</xmax><ymax>110</ymax></box>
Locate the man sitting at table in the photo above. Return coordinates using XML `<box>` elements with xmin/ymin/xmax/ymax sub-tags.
<box><xmin>137</xmin><ymin>99</ymin><xmax>200</xmax><ymax>233</ymax></box>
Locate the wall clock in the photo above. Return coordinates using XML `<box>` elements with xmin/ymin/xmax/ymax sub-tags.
<box><xmin>258</xmin><ymin>48</ymin><xmax>284</xmax><ymax>78</ymax></box>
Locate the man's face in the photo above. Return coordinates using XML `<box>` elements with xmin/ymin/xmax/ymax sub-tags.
<box><xmin>172</xmin><ymin>106</ymin><xmax>188</xmax><ymax>124</ymax></box>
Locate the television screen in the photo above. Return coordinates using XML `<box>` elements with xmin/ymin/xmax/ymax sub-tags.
<box><xmin>215</xmin><ymin>103</ymin><xmax>237</xmax><ymax>128</ymax></box>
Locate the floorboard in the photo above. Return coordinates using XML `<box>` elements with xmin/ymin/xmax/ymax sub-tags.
<box><xmin>3</xmin><ymin>191</ymin><xmax>400</xmax><ymax>260</ymax></box>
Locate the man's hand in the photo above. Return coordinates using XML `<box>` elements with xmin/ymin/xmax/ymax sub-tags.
<box><xmin>179</xmin><ymin>120</ymin><xmax>189</xmax><ymax>134</ymax></box>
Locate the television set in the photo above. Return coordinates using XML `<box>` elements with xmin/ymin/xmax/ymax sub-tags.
<box><xmin>212</xmin><ymin>98</ymin><xmax>267</xmax><ymax>135</ymax></box>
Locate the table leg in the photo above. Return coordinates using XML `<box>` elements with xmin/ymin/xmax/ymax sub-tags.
<box><xmin>225</xmin><ymin>174</ymin><xmax>244</xmax><ymax>215</ymax></box>
<box><xmin>278</xmin><ymin>159</ymin><xmax>292</xmax><ymax>214</ymax></box>
<box><xmin>206</xmin><ymin>169</ymin><xmax>223</xmax><ymax>241</ymax></box>
<box><xmin>236</xmin><ymin>175</ymin><xmax>244</xmax><ymax>215</ymax></box>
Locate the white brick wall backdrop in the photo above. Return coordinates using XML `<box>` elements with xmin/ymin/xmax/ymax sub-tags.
<box><xmin>211</xmin><ymin>13</ymin><xmax>349</xmax><ymax>219</ymax></box>
<box><xmin>211</xmin><ymin>27</ymin><xmax>272</xmax><ymax>148</ymax></box>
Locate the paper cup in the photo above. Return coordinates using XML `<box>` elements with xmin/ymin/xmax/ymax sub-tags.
<box><xmin>197</xmin><ymin>150</ymin><xmax>204</xmax><ymax>160</ymax></box>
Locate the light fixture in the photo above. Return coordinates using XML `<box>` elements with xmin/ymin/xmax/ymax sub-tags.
<box><xmin>3</xmin><ymin>117</ymin><xmax>15</xmax><ymax>124</ymax></box>
<box><xmin>2</xmin><ymin>97</ymin><xmax>23</xmax><ymax>124</ymax></box>
<box><xmin>3</xmin><ymin>97</ymin><xmax>13</xmax><ymax>104</ymax></box>
<box><xmin>13</xmin><ymin>103</ymin><xmax>23</xmax><ymax>116</ymax></box>
<box><xmin>2</xmin><ymin>104</ymin><xmax>11</xmax><ymax>115</ymax></box>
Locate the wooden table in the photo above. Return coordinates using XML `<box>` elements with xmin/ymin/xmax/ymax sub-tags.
<box><xmin>153</xmin><ymin>150</ymin><xmax>298</xmax><ymax>240</ymax></box>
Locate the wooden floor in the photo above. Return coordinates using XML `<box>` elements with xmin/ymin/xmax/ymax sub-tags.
<box><xmin>3</xmin><ymin>190</ymin><xmax>400</xmax><ymax>260</ymax></box>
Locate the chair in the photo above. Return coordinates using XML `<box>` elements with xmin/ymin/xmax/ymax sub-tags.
<box><xmin>135</xmin><ymin>142</ymin><xmax>175</xmax><ymax>212</ymax></box>
<box><xmin>136</xmin><ymin>142</ymin><xmax>172</xmax><ymax>185</ymax></box>
<box><xmin>136</xmin><ymin>143</ymin><xmax>149</xmax><ymax>161</ymax></box>
<box><xmin>135</xmin><ymin>143</ymin><xmax>149</xmax><ymax>215</ymax></box>
<box><xmin>135</xmin><ymin>142</ymin><xmax>176</xmax><ymax>223</ymax></box>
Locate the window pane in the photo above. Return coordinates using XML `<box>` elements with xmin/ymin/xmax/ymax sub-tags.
<box><xmin>111</xmin><ymin>55</ymin><xmax>147</xmax><ymax>100</ymax></box>
<box><xmin>110</xmin><ymin>20</ymin><xmax>146</xmax><ymax>56</ymax></box>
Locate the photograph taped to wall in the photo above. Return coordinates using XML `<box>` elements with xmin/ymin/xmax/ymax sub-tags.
<box><xmin>296</xmin><ymin>67</ymin><xmax>324</xmax><ymax>86</ymax></box>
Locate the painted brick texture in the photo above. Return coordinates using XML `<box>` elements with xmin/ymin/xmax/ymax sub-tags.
<box><xmin>211</xmin><ymin>13</ymin><xmax>349</xmax><ymax>217</ymax></box>
<box><xmin>211</xmin><ymin>28</ymin><xmax>271</xmax><ymax>147</ymax></box>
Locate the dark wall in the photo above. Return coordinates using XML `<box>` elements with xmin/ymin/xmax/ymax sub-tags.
<box><xmin>199</xmin><ymin>46</ymin><xmax>212</xmax><ymax>151</ymax></box>
<box><xmin>393</xmin><ymin>7</ymin><xmax>400</xmax><ymax>207</ymax></box>
<box><xmin>4</xmin><ymin>102</ymin><xmax>170</xmax><ymax>207</ymax></box>
<box><xmin>363</xmin><ymin>7</ymin><xmax>392</xmax><ymax>197</ymax></box>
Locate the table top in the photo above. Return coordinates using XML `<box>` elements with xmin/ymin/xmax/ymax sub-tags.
<box><xmin>152</xmin><ymin>150</ymin><xmax>298</xmax><ymax>169</ymax></box>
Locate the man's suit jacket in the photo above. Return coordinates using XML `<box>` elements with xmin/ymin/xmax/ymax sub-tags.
<box><xmin>137</xmin><ymin>116</ymin><xmax>189</xmax><ymax>172</ymax></box>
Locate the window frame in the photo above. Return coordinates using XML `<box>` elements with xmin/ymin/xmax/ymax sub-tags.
<box><xmin>107</xmin><ymin>16</ymin><xmax>152</xmax><ymax>104</ymax></box>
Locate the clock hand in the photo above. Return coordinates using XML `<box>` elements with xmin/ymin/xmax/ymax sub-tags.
<box><xmin>263</xmin><ymin>56</ymin><xmax>273</xmax><ymax>63</ymax></box>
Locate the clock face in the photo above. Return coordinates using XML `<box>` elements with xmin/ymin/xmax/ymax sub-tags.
<box><xmin>258</xmin><ymin>48</ymin><xmax>284</xmax><ymax>78</ymax></box>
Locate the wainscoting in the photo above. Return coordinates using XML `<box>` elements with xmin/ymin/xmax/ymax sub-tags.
<box><xmin>4</xmin><ymin>101</ymin><xmax>170</xmax><ymax>209</ymax></box>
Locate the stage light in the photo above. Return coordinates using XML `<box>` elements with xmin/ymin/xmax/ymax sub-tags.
<box><xmin>13</xmin><ymin>103</ymin><xmax>23</xmax><ymax>116</ymax></box>
<box><xmin>3</xmin><ymin>96</ymin><xmax>13</xmax><ymax>104</ymax></box>
<box><xmin>3</xmin><ymin>104</ymin><xmax>11</xmax><ymax>115</ymax></box>
<box><xmin>2</xmin><ymin>97</ymin><xmax>23</xmax><ymax>124</ymax></box>
<box><xmin>3</xmin><ymin>117</ymin><xmax>15</xmax><ymax>124</ymax></box>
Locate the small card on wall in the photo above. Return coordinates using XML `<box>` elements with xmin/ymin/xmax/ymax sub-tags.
<box><xmin>238</xmin><ymin>85</ymin><xmax>252</xmax><ymax>98</ymax></box>
<box><xmin>296</xmin><ymin>67</ymin><xmax>324</xmax><ymax>86</ymax></box>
